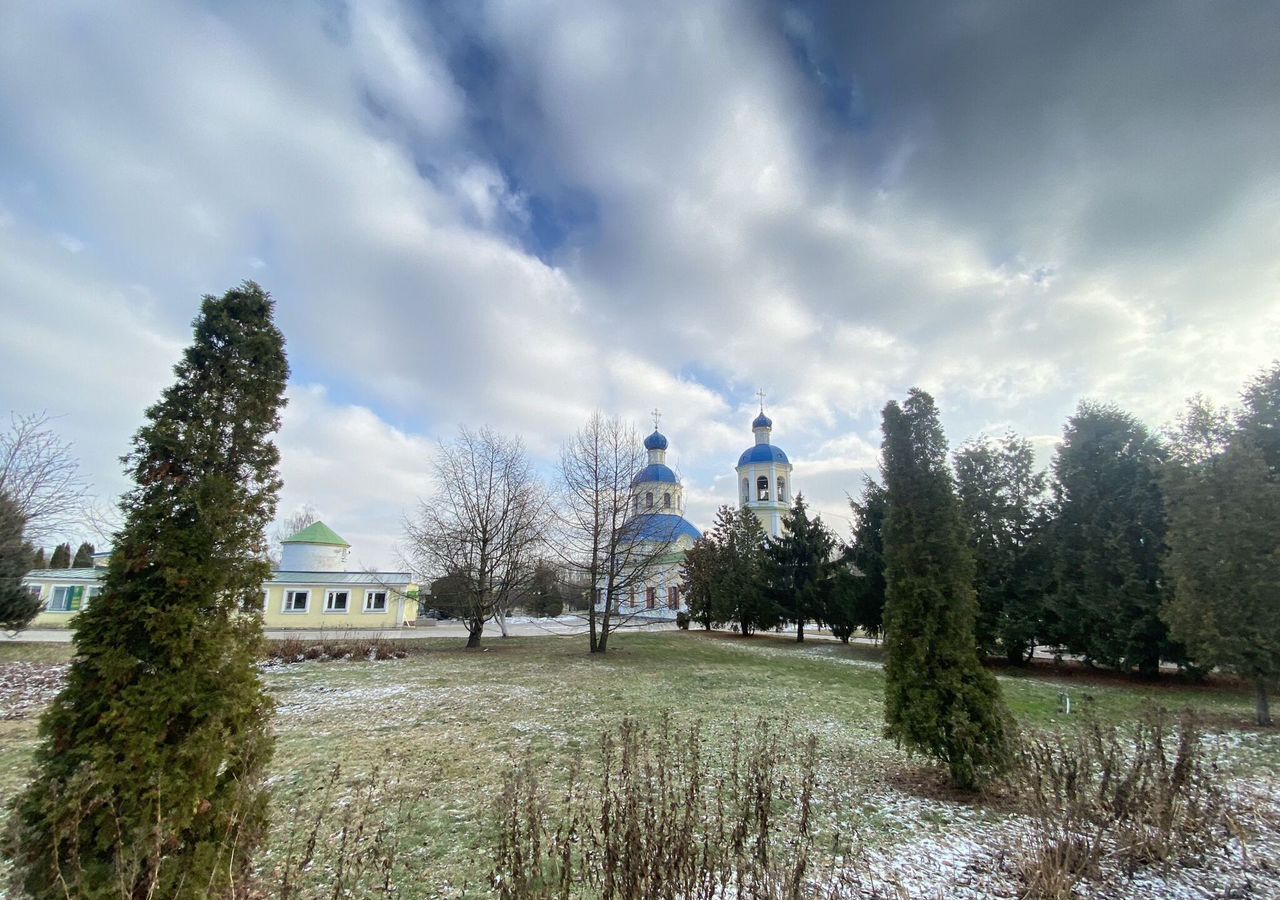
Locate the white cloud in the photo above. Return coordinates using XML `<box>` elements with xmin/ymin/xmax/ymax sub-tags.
<box><xmin>1</xmin><ymin>0</ymin><xmax>1277</xmax><ymax>565</ymax></box>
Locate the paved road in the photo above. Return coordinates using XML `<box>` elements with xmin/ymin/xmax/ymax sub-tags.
<box><xmin>4</xmin><ymin>617</ymin><xmax>687</xmax><ymax>642</ymax></box>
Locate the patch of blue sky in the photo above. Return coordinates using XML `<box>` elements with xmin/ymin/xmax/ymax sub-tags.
<box><xmin>675</xmin><ymin>363</ymin><xmax>736</xmax><ymax>408</ymax></box>
<box><xmin>780</xmin><ymin>3</ymin><xmax>871</xmax><ymax>133</ymax></box>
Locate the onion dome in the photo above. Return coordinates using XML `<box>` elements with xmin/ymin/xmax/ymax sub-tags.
<box><xmin>737</xmin><ymin>444</ymin><xmax>791</xmax><ymax>467</ymax></box>
<box><xmin>752</xmin><ymin>411</ymin><xmax>773</xmax><ymax>429</ymax></box>
<box><xmin>644</xmin><ymin>429</ymin><xmax>669</xmax><ymax>451</ymax></box>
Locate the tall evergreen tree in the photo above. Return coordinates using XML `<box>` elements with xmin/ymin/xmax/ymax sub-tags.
<box><xmin>726</xmin><ymin>506</ymin><xmax>778</xmax><ymax>636</ymax></box>
<box><xmin>846</xmin><ymin>477</ymin><xmax>888</xmax><ymax>640</ymax></box>
<box><xmin>1162</xmin><ymin>381</ymin><xmax>1280</xmax><ymax>726</ymax></box>
<box><xmin>31</xmin><ymin>546</ymin><xmax>46</xmax><ymax>569</ymax></box>
<box><xmin>71</xmin><ymin>541</ymin><xmax>95</xmax><ymax>568</ymax></box>
<box><xmin>48</xmin><ymin>541</ymin><xmax>71</xmax><ymax>568</ymax></box>
<box><xmin>1241</xmin><ymin>361</ymin><xmax>1280</xmax><ymax>476</ymax></box>
<box><xmin>0</xmin><ymin>494</ymin><xmax>41</xmax><ymax>632</ymax></box>
<box><xmin>764</xmin><ymin>495</ymin><xmax>835</xmax><ymax>642</ymax></box>
<box><xmin>881</xmin><ymin>389</ymin><xmax>1011</xmax><ymax>789</ymax></box>
<box><xmin>682</xmin><ymin>507</ymin><xmax>733</xmax><ymax>630</ymax></box>
<box><xmin>3</xmin><ymin>283</ymin><xmax>288</xmax><ymax>898</ymax></box>
<box><xmin>1048</xmin><ymin>401</ymin><xmax>1180</xmax><ymax>675</ymax></box>
<box><xmin>953</xmin><ymin>432</ymin><xmax>1047</xmax><ymax>662</ymax></box>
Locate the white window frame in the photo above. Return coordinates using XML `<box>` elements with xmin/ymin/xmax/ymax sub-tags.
<box><xmin>363</xmin><ymin>590</ymin><xmax>388</xmax><ymax>613</ymax></box>
<box><xmin>324</xmin><ymin>589</ymin><xmax>350</xmax><ymax>613</ymax></box>
<box><xmin>85</xmin><ymin>586</ymin><xmax>102</xmax><ymax>606</ymax></box>
<box><xmin>283</xmin><ymin>589</ymin><xmax>310</xmax><ymax>613</ymax></box>
<box><xmin>48</xmin><ymin>585</ymin><xmax>81</xmax><ymax>612</ymax></box>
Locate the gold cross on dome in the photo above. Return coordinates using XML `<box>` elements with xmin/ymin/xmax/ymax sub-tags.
<box><xmin>651</xmin><ymin>408</ymin><xmax>661</xmax><ymax>431</ymax></box>
<box><xmin>756</xmin><ymin>388</ymin><xmax>766</xmax><ymax>411</ymax></box>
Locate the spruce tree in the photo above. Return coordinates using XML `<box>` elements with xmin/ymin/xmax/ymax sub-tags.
<box><xmin>953</xmin><ymin>433</ymin><xmax>1047</xmax><ymax>662</ymax></box>
<box><xmin>0</xmin><ymin>494</ymin><xmax>42</xmax><ymax>632</ymax></box>
<box><xmin>31</xmin><ymin>546</ymin><xmax>46</xmax><ymax>569</ymax></box>
<box><xmin>3</xmin><ymin>283</ymin><xmax>288</xmax><ymax>898</ymax></box>
<box><xmin>71</xmin><ymin>541</ymin><xmax>95</xmax><ymax>568</ymax></box>
<box><xmin>1162</xmin><ymin>377</ymin><xmax>1280</xmax><ymax>726</ymax></box>
<box><xmin>847</xmin><ymin>477</ymin><xmax>888</xmax><ymax>640</ymax></box>
<box><xmin>728</xmin><ymin>506</ymin><xmax>778</xmax><ymax>635</ymax></box>
<box><xmin>881</xmin><ymin>389</ymin><xmax>1011</xmax><ymax>789</ymax></box>
<box><xmin>764</xmin><ymin>495</ymin><xmax>835</xmax><ymax>642</ymax></box>
<box><xmin>682</xmin><ymin>529</ymin><xmax>725</xmax><ymax>631</ymax></box>
<box><xmin>48</xmin><ymin>541</ymin><xmax>71</xmax><ymax>568</ymax></box>
<box><xmin>1048</xmin><ymin>402</ymin><xmax>1180</xmax><ymax>675</ymax></box>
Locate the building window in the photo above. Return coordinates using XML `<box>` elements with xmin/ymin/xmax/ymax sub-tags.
<box><xmin>85</xmin><ymin>586</ymin><xmax>102</xmax><ymax>607</ymax></box>
<box><xmin>244</xmin><ymin>588</ymin><xmax>267</xmax><ymax>613</ymax></box>
<box><xmin>284</xmin><ymin>590</ymin><xmax>309</xmax><ymax>613</ymax></box>
<box><xmin>646</xmin><ymin>587</ymin><xmax>656</xmax><ymax>609</ymax></box>
<box><xmin>663</xmin><ymin>492</ymin><xmax>671</xmax><ymax>508</ymax></box>
<box><xmin>646</xmin><ymin>491</ymin><xmax>653</xmax><ymax>508</ymax></box>
<box><xmin>777</xmin><ymin>478</ymin><xmax>786</xmax><ymax>502</ymax></box>
<box><xmin>364</xmin><ymin>590</ymin><xmax>388</xmax><ymax>612</ymax></box>
<box><xmin>757</xmin><ymin>476</ymin><xmax>770</xmax><ymax>501</ymax></box>
<box><xmin>595</xmin><ymin>588</ymin><xmax>603</xmax><ymax>605</ymax></box>
<box><xmin>667</xmin><ymin>586</ymin><xmax>679</xmax><ymax>610</ymax></box>
<box><xmin>634</xmin><ymin>495</ymin><xmax>639</xmax><ymax>515</ymax></box>
<box><xmin>742</xmin><ymin>478</ymin><xmax>749</xmax><ymax>505</ymax></box>
<box><xmin>48</xmin><ymin>585</ymin><xmax>84</xmax><ymax>612</ymax></box>
<box><xmin>26</xmin><ymin>585</ymin><xmax>42</xmax><ymax>603</ymax></box>
<box><xmin>325</xmin><ymin>590</ymin><xmax>350</xmax><ymax>613</ymax></box>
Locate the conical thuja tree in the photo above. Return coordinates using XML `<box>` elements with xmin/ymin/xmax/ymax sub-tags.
<box><xmin>3</xmin><ymin>283</ymin><xmax>288</xmax><ymax>898</ymax></box>
<box><xmin>880</xmin><ymin>389</ymin><xmax>1012</xmax><ymax>789</ymax></box>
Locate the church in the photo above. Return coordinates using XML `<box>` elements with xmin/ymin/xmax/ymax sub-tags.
<box><xmin>601</xmin><ymin>402</ymin><xmax>793</xmax><ymax>619</ymax></box>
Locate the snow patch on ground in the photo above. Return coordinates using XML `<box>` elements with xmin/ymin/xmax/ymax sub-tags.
<box><xmin>0</xmin><ymin>661</ymin><xmax>69</xmax><ymax>719</ymax></box>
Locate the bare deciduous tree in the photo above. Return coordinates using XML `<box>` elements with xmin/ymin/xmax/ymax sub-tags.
<box><xmin>271</xmin><ymin>503</ymin><xmax>319</xmax><ymax>564</ymax></box>
<box><xmin>402</xmin><ymin>427</ymin><xmax>546</xmax><ymax>648</ymax></box>
<box><xmin>556</xmin><ymin>412</ymin><xmax>683</xmax><ymax>653</ymax></box>
<box><xmin>0</xmin><ymin>412</ymin><xmax>91</xmax><ymax>544</ymax></box>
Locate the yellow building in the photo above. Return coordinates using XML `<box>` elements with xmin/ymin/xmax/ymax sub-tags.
<box><xmin>22</xmin><ymin>521</ymin><xmax>417</xmax><ymax>629</ymax></box>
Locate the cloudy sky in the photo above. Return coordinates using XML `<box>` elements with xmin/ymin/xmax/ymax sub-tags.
<box><xmin>3</xmin><ymin>1</ymin><xmax>1278</xmax><ymax>568</ymax></box>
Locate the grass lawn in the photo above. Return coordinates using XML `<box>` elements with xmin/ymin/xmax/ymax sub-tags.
<box><xmin>1</xmin><ymin>630</ymin><xmax>1278</xmax><ymax>896</ymax></box>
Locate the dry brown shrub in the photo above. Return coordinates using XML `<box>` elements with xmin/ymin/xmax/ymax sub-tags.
<box><xmin>1010</xmin><ymin>711</ymin><xmax>1237</xmax><ymax>898</ymax></box>
<box><xmin>492</xmin><ymin>714</ymin><xmax>898</xmax><ymax>900</ymax></box>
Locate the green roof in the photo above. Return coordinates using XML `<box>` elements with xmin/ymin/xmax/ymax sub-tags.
<box><xmin>282</xmin><ymin>521</ymin><xmax>349</xmax><ymax>546</ymax></box>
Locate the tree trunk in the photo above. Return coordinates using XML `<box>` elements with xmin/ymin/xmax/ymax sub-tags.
<box><xmin>495</xmin><ymin>606</ymin><xmax>510</xmax><ymax>638</ymax></box>
<box><xmin>796</xmin><ymin>620</ymin><xmax>805</xmax><ymax>642</ymax></box>
<box><xmin>1257</xmin><ymin>679</ymin><xmax>1272</xmax><ymax>727</ymax></box>
<box><xmin>466</xmin><ymin>620</ymin><xmax>483</xmax><ymax>649</ymax></box>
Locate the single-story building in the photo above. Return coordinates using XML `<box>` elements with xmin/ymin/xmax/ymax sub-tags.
<box><xmin>22</xmin><ymin>521</ymin><xmax>417</xmax><ymax>629</ymax></box>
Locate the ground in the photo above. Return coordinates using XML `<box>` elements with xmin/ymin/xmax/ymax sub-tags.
<box><xmin>1</xmin><ymin>631</ymin><xmax>1278</xmax><ymax>897</ymax></box>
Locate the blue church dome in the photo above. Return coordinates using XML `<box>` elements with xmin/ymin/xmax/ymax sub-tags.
<box><xmin>738</xmin><ymin>444</ymin><xmax>790</xmax><ymax>467</ymax></box>
<box><xmin>631</xmin><ymin>463</ymin><xmax>679</xmax><ymax>486</ymax></box>
<box><xmin>752</xmin><ymin>411</ymin><xmax>773</xmax><ymax>429</ymax></box>
<box><xmin>623</xmin><ymin>513</ymin><xmax>703</xmax><ymax>544</ymax></box>
<box><xmin>643</xmin><ymin>430</ymin><xmax>669</xmax><ymax>451</ymax></box>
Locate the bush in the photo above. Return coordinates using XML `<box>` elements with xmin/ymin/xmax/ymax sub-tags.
<box><xmin>492</xmin><ymin>715</ymin><xmax>885</xmax><ymax>899</ymax></box>
<box><xmin>675</xmin><ymin>610</ymin><xmax>690</xmax><ymax>630</ymax></box>
<box><xmin>1011</xmin><ymin>712</ymin><xmax>1234</xmax><ymax>897</ymax></box>
<box><xmin>260</xmin><ymin>763</ymin><xmax>428</xmax><ymax>898</ymax></box>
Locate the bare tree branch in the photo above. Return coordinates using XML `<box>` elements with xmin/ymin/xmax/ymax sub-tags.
<box><xmin>401</xmin><ymin>426</ymin><xmax>548</xmax><ymax>648</ymax></box>
<box><xmin>554</xmin><ymin>412</ymin><xmax>683</xmax><ymax>653</ymax></box>
<box><xmin>0</xmin><ymin>412</ymin><xmax>91</xmax><ymax>545</ymax></box>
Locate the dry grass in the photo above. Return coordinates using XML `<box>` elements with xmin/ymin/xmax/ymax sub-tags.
<box><xmin>1010</xmin><ymin>711</ymin><xmax>1238</xmax><ymax>898</ymax></box>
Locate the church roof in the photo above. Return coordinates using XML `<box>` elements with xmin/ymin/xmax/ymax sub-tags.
<box><xmin>738</xmin><ymin>444</ymin><xmax>791</xmax><ymax>467</ymax></box>
<box><xmin>752</xmin><ymin>411</ymin><xmax>773</xmax><ymax>429</ymax></box>
<box><xmin>623</xmin><ymin>513</ymin><xmax>702</xmax><ymax>544</ymax></box>
<box><xmin>631</xmin><ymin>463</ymin><xmax>679</xmax><ymax>486</ymax></box>
<box><xmin>282</xmin><ymin>521</ymin><xmax>350</xmax><ymax>546</ymax></box>
<box><xmin>643</xmin><ymin>429</ymin><xmax>669</xmax><ymax>451</ymax></box>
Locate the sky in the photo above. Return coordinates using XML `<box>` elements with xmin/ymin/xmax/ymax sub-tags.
<box><xmin>2</xmin><ymin>1</ymin><xmax>1278</xmax><ymax>569</ymax></box>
